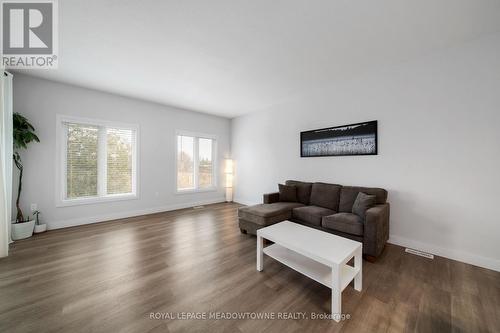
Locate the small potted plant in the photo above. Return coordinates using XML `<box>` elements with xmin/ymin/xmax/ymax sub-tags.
<box><xmin>11</xmin><ymin>113</ymin><xmax>40</xmax><ymax>241</ymax></box>
<box><xmin>33</xmin><ymin>210</ymin><xmax>46</xmax><ymax>233</ymax></box>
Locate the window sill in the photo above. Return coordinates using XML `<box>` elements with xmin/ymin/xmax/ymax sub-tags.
<box><xmin>56</xmin><ymin>193</ymin><xmax>138</xmax><ymax>207</ymax></box>
<box><xmin>175</xmin><ymin>187</ymin><xmax>218</xmax><ymax>195</ymax></box>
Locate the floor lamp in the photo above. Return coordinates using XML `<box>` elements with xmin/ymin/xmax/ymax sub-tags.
<box><xmin>224</xmin><ymin>159</ymin><xmax>233</xmax><ymax>202</ymax></box>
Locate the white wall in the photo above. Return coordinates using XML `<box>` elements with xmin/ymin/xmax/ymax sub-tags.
<box><xmin>231</xmin><ymin>33</ymin><xmax>500</xmax><ymax>271</ymax></box>
<box><xmin>12</xmin><ymin>74</ymin><xmax>230</xmax><ymax>229</ymax></box>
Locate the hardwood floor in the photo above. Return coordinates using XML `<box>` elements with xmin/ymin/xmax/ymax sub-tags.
<box><xmin>0</xmin><ymin>203</ymin><xmax>499</xmax><ymax>332</ymax></box>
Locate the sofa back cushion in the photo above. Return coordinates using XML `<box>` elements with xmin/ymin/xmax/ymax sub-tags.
<box><xmin>285</xmin><ymin>180</ymin><xmax>313</xmax><ymax>205</ymax></box>
<box><xmin>339</xmin><ymin>186</ymin><xmax>387</xmax><ymax>212</ymax></box>
<box><xmin>278</xmin><ymin>184</ymin><xmax>297</xmax><ymax>202</ymax></box>
<box><xmin>309</xmin><ymin>182</ymin><xmax>341</xmax><ymax>211</ymax></box>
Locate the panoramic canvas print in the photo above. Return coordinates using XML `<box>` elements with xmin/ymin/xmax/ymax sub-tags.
<box><xmin>301</xmin><ymin>121</ymin><xmax>377</xmax><ymax>157</ymax></box>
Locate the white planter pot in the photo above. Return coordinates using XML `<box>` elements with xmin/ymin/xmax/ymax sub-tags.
<box><xmin>34</xmin><ymin>224</ymin><xmax>47</xmax><ymax>234</ymax></box>
<box><xmin>11</xmin><ymin>220</ymin><xmax>35</xmax><ymax>240</ymax></box>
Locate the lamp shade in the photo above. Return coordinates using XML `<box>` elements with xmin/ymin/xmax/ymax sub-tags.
<box><xmin>224</xmin><ymin>159</ymin><xmax>233</xmax><ymax>174</ymax></box>
<box><xmin>225</xmin><ymin>173</ymin><xmax>233</xmax><ymax>188</ymax></box>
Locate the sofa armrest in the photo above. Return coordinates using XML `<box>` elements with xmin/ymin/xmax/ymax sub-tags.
<box><xmin>364</xmin><ymin>203</ymin><xmax>390</xmax><ymax>257</ymax></box>
<box><xmin>263</xmin><ymin>192</ymin><xmax>280</xmax><ymax>204</ymax></box>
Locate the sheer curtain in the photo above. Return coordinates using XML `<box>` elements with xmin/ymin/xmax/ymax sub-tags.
<box><xmin>0</xmin><ymin>72</ymin><xmax>13</xmax><ymax>257</ymax></box>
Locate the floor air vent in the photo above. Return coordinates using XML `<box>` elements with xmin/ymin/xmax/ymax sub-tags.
<box><xmin>405</xmin><ymin>248</ymin><xmax>434</xmax><ymax>259</ymax></box>
<box><xmin>193</xmin><ymin>205</ymin><xmax>205</xmax><ymax>210</ymax></box>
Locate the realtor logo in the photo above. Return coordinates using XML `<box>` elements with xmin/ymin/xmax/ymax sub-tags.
<box><xmin>1</xmin><ymin>0</ymin><xmax>58</xmax><ymax>68</ymax></box>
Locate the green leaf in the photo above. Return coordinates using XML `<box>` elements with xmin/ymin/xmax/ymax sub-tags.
<box><xmin>13</xmin><ymin>113</ymin><xmax>40</xmax><ymax>151</ymax></box>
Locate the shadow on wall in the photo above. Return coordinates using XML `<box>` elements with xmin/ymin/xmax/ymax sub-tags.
<box><xmin>389</xmin><ymin>190</ymin><xmax>455</xmax><ymax>249</ymax></box>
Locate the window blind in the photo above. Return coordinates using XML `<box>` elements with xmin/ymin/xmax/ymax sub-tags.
<box><xmin>106</xmin><ymin>128</ymin><xmax>134</xmax><ymax>195</ymax></box>
<box><xmin>177</xmin><ymin>135</ymin><xmax>195</xmax><ymax>190</ymax></box>
<box><xmin>63</xmin><ymin>121</ymin><xmax>137</xmax><ymax>201</ymax></box>
<box><xmin>176</xmin><ymin>134</ymin><xmax>215</xmax><ymax>191</ymax></box>
<box><xmin>198</xmin><ymin>138</ymin><xmax>213</xmax><ymax>189</ymax></box>
<box><xmin>65</xmin><ymin>123</ymin><xmax>99</xmax><ymax>198</ymax></box>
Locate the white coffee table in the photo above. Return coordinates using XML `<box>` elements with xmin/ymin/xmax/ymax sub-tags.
<box><xmin>256</xmin><ymin>221</ymin><xmax>362</xmax><ymax>321</ymax></box>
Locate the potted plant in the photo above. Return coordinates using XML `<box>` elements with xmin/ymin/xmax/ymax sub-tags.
<box><xmin>33</xmin><ymin>210</ymin><xmax>47</xmax><ymax>233</ymax></box>
<box><xmin>11</xmin><ymin>113</ymin><xmax>40</xmax><ymax>241</ymax></box>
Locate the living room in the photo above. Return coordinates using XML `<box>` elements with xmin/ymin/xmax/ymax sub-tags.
<box><xmin>0</xmin><ymin>1</ymin><xmax>499</xmax><ymax>332</ymax></box>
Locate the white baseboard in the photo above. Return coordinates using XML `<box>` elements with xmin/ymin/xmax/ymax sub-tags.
<box><xmin>48</xmin><ymin>197</ymin><xmax>226</xmax><ymax>230</ymax></box>
<box><xmin>389</xmin><ymin>235</ymin><xmax>500</xmax><ymax>272</ymax></box>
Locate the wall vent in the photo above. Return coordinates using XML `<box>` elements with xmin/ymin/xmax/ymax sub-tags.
<box><xmin>405</xmin><ymin>248</ymin><xmax>434</xmax><ymax>259</ymax></box>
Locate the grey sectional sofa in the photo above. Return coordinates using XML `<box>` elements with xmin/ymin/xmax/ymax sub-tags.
<box><xmin>238</xmin><ymin>180</ymin><xmax>390</xmax><ymax>260</ymax></box>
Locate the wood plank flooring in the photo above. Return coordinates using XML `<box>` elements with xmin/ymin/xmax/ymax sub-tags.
<box><xmin>0</xmin><ymin>203</ymin><xmax>498</xmax><ymax>332</ymax></box>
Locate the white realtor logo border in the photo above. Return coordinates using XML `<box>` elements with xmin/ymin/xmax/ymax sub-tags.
<box><xmin>0</xmin><ymin>0</ymin><xmax>58</xmax><ymax>69</ymax></box>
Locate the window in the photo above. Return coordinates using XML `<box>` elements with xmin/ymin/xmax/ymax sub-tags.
<box><xmin>176</xmin><ymin>132</ymin><xmax>216</xmax><ymax>192</ymax></box>
<box><xmin>106</xmin><ymin>128</ymin><xmax>135</xmax><ymax>195</ymax></box>
<box><xmin>57</xmin><ymin>116</ymin><xmax>138</xmax><ymax>206</ymax></box>
<box><xmin>66</xmin><ymin>123</ymin><xmax>99</xmax><ymax>198</ymax></box>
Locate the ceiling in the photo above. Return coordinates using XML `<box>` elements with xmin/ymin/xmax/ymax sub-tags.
<box><xmin>15</xmin><ymin>0</ymin><xmax>500</xmax><ymax>118</ymax></box>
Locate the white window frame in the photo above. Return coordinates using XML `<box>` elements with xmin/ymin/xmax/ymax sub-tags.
<box><xmin>55</xmin><ymin>115</ymin><xmax>140</xmax><ymax>207</ymax></box>
<box><xmin>175</xmin><ymin>130</ymin><xmax>217</xmax><ymax>194</ymax></box>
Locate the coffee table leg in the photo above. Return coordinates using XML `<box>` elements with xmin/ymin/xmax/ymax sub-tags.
<box><xmin>256</xmin><ymin>235</ymin><xmax>263</xmax><ymax>271</ymax></box>
<box><xmin>354</xmin><ymin>247</ymin><xmax>362</xmax><ymax>291</ymax></box>
<box><xmin>331</xmin><ymin>264</ymin><xmax>341</xmax><ymax>322</ymax></box>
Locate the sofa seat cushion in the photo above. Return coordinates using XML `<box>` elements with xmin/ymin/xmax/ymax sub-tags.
<box><xmin>238</xmin><ymin>202</ymin><xmax>304</xmax><ymax>226</ymax></box>
<box><xmin>322</xmin><ymin>213</ymin><xmax>364</xmax><ymax>236</ymax></box>
<box><xmin>292</xmin><ymin>205</ymin><xmax>336</xmax><ymax>226</ymax></box>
